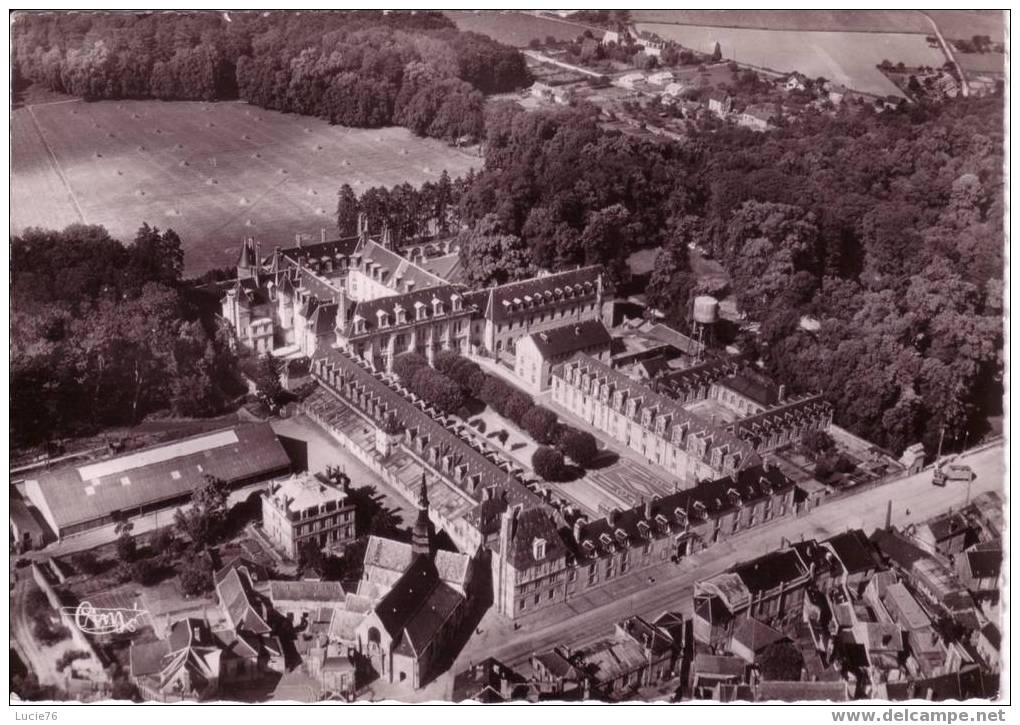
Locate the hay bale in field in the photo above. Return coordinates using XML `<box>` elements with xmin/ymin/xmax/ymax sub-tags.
<box><xmin>342</xmin><ymin>159</ymin><xmax>351</xmax><ymax>167</ymax></box>
<box><xmin>245</xmin><ymin>219</ymin><xmax>256</xmax><ymax>227</ymax></box>
<box><xmin>422</xmin><ymin>166</ymin><xmax>432</xmax><ymax>174</ymax></box>
<box><xmin>315</xmin><ymin>207</ymin><xmax>326</xmax><ymax>215</ymax></box>
<box><xmin>206</xmin><ymin>178</ymin><xmax>218</xmax><ymax>186</ymax></box>
<box><xmin>107</xmin><ymin>132</ymin><xmax>115</xmax><ymax>138</ymax></box>
<box><xmin>137</xmin><ymin>145</ymin><xmax>146</xmax><ymax>151</ymax></box>
<box><xmin>278</xmin><ymin>168</ymin><xmax>288</xmax><ymax>175</ymax></box>
<box><xmin>239</xmin><ymin>197</ymin><xmax>250</xmax><ymax>206</ymax></box>
<box><xmin>135</xmin><ymin>189</ymin><xmax>146</xmax><ymax>197</ymax></box>
<box><xmin>251</xmin><ymin>152</ymin><xmax>261</xmax><ymax>159</ymax></box>
<box><xmin>179</xmin><ymin>160</ymin><xmax>189</xmax><ymax>167</ymax></box>
<box><xmin>400</xmin><ymin>148</ymin><xmax>408</xmax><ymax>155</ymax></box>
<box><xmin>174</xmin><ymin>143</ymin><xmax>183</xmax><ymax>150</ymax></box>
<box><xmin>166</xmin><ymin>208</ymin><xmax>181</xmax><ymax>217</ymax></box>
<box><xmin>116</xmin><ymin>170</ymin><xmax>123</xmax><ymax>176</ymax></box>
<box><xmin>304</xmin><ymin>127</ymin><xmax>311</xmax><ymax>133</ymax></box>
<box><xmin>307</xmin><ymin>189</ymin><xmax>317</xmax><ymax>196</ymax></box>
<box><xmin>154</xmin><ymin>128</ymin><xmax>162</xmax><ymax>134</ymax></box>
<box><xmin>131</xmin><ymin>113</ymin><xmax>140</xmax><ymax>119</ymax></box>
<box><xmin>93</xmin><ymin>152</ymin><xmax>103</xmax><ymax>158</ymax></box>
<box><xmin>242</xmin><ymin>134</ymin><xmax>250</xmax><ymax>140</ymax></box>
<box><xmin>315</xmin><ymin>144</ymin><xmax>323</xmax><ymax>151</ymax></box>
<box><xmin>207</xmin><ymin>122</ymin><xmax>215</xmax><ymax>128</ymax></box>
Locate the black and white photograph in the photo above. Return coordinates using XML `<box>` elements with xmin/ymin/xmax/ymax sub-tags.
<box><xmin>8</xmin><ymin>7</ymin><xmax>1007</xmax><ymax>711</ymax></box>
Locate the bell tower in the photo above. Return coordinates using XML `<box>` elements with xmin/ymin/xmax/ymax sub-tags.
<box><xmin>411</xmin><ymin>473</ymin><xmax>433</xmax><ymax>557</ymax></box>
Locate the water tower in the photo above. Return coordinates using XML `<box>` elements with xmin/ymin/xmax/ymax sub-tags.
<box><xmin>691</xmin><ymin>295</ymin><xmax>719</xmax><ymax>361</ymax></box>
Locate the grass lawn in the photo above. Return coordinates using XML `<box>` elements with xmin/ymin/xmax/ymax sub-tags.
<box><xmin>12</xmin><ymin>96</ymin><xmax>478</xmax><ymax>275</ymax></box>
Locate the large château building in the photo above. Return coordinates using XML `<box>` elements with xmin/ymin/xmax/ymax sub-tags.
<box><xmin>221</xmin><ymin>234</ymin><xmax>606</xmax><ymax>370</ymax></box>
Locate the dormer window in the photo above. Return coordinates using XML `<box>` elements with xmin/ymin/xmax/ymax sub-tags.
<box><xmin>674</xmin><ymin>507</ymin><xmax>687</xmax><ymax>525</ymax></box>
<box><xmin>655</xmin><ymin>513</ymin><xmax>669</xmax><ymax>530</ymax></box>
<box><xmin>414</xmin><ymin>301</ymin><xmax>427</xmax><ymax>321</ymax></box>
<box><xmin>614</xmin><ymin>528</ymin><xmax>628</xmax><ymax>543</ymax></box>
<box><xmin>693</xmin><ymin>501</ymin><xmax>708</xmax><ymax>518</ymax></box>
<box><xmin>532</xmin><ymin>538</ymin><xmax>547</xmax><ymax>560</ymax></box>
<box><xmin>394</xmin><ymin>304</ymin><xmax>406</xmax><ymax>325</ymax></box>
<box><xmin>451</xmin><ymin>293</ymin><xmax>462</xmax><ymax>312</ymax></box>
<box><xmin>582</xmin><ymin>540</ymin><xmax>596</xmax><ymax>555</ymax></box>
<box><xmin>376</xmin><ymin>310</ymin><xmax>389</xmax><ymax>328</ymax></box>
<box><xmin>637</xmin><ymin>521</ymin><xmax>651</xmax><ymax>538</ymax></box>
<box><xmin>353</xmin><ymin>315</ymin><xmax>366</xmax><ymax>334</ymax></box>
<box><xmin>432</xmin><ymin>297</ymin><xmax>444</xmax><ymax>316</ymax></box>
<box><xmin>599</xmin><ymin>533</ymin><xmax>613</xmax><ymax>550</ymax></box>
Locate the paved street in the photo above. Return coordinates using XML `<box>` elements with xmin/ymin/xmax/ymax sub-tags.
<box><xmin>451</xmin><ymin>442</ymin><xmax>1004</xmax><ymax>672</ymax></box>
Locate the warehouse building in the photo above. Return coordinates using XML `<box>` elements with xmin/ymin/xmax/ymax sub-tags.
<box><xmin>23</xmin><ymin>423</ymin><xmax>292</xmax><ymax>540</ymax></box>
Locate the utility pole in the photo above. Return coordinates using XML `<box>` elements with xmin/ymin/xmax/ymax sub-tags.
<box><xmin>935</xmin><ymin>424</ymin><xmax>946</xmax><ymax>462</ymax></box>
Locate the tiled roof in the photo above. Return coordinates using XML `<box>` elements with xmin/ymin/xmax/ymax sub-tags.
<box><xmin>434</xmin><ymin>548</ymin><xmax>472</xmax><ymax>589</ymax></box>
<box><xmin>362</xmin><ymin>535</ymin><xmax>414</xmax><ymax>574</ymax></box>
<box><xmin>926</xmin><ymin>512</ymin><xmax>970</xmax><ymax>542</ymax></box>
<box><xmin>692</xmin><ymin>653</ymin><xmax>746</xmax><ymax>678</ymax></box>
<box><xmin>28</xmin><ymin>424</ymin><xmax>291</xmax><ymax>533</ymax></box>
<box><xmin>269</xmin><ymin>580</ymin><xmax>346</xmax><ymax>604</ymax></box>
<box><xmin>730</xmin><ymin>618</ymin><xmax>786</xmax><ymax>654</ymax></box>
<box><xmin>217</xmin><ymin>567</ymin><xmax>272</xmax><ymax>635</ymax></box>
<box><xmin>732</xmin><ymin>395</ymin><xmax>832</xmax><ymax>447</ymax></box>
<box><xmin>870</xmin><ymin>528</ymin><xmax>930</xmax><ymax>569</ymax></box>
<box><xmin>129</xmin><ymin>638</ymin><xmax>171</xmax><ymax>678</ymax></box>
<box><xmin>278</xmin><ymin>235</ymin><xmax>360</xmax><ymax>267</ymax></box>
<box><xmin>533</xmin><ymin>649</ymin><xmax>580</xmax><ymax>679</ymax></box>
<box><xmin>481</xmin><ymin>266</ymin><xmax>602</xmax><ymax>324</ymax></box>
<box><xmin>526</xmin><ymin>319</ymin><xmax>611</xmax><ymax>358</ymax></box>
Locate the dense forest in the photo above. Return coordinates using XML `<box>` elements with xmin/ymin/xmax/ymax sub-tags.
<box><xmin>11</xmin><ymin>10</ymin><xmax>529</xmax><ymax>142</ymax></box>
<box><xmin>344</xmin><ymin>97</ymin><xmax>1003</xmax><ymax>456</ymax></box>
<box><xmin>11</xmin><ymin>224</ymin><xmax>242</xmax><ymax>448</ymax></box>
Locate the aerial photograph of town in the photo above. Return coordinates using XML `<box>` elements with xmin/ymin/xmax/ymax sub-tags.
<box><xmin>8</xmin><ymin>7</ymin><xmax>1007</xmax><ymax>714</ymax></box>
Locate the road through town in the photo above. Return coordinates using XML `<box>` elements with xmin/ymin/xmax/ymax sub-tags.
<box><xmin>453</xmin><ymin>442</ymin><xmax>1004</xmax><ymax>671</ymax></box>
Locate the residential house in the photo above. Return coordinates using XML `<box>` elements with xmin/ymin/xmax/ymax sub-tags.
<box><xmin>823</xmin><ymin>529</ymin><xmax>885</xmax><ymax>594</ymax></box>
<box><xmin>268</xmin><ymin>580</ymin><xmax>346</xmax><ymax>623</ymax></box>
<box><xmin>531</xmin><ymin>647</ymin><xmax>589</xmax><ymax>699</ymax></box>
<box><xmin>261</xmin><ymin>471</ymin><xmax>356</xmax><ymax>559</ymax></box>
<box><xmin>514</xmin><ymin>319</ymin><xmax>611</xmax><ymax>392</ymax></box>
<box><xmin>955</xmin><ymin>543</ymin><xmax>1002</xmax><ymax>599</ymax></box>
<box><xmin>689</xmin><ymin>654</ymin><xmax>747</xmax><ymax>700</ymax></box>
<box><xmin>970</xmin><ymin>624</ymin><xmax>1000</xmax><ymax>671</ymax></box>
<box><xmin>618</xmin><ymin>72</ymin><xmax>647</xmax><ymax>90</ymax></box>
<box><xmin>737</xmin><ymin>104</ymin><xmax>777</xmax><ymax>132</ymax></box>
<box><xmin>647</xmin><ymin>71</ymin><xmax>676</xmax><ymax>86</ymax></box>
<box><xmin>782</xmin><ymin>72</ymin><xmax>809</xmax><ymax>92</ymax></box>
<box><xmin>452</xmin><ymin>658</ymin><xmax>530</xmax><ymax>703</ymax></box>
<box><xmin>130</xmin><ymin>619</ymin><xmax>225</xmax><ymax>702</ymax></box>
<box><xmin>694</xmin><ymin>547</ymin><xmax>812</xmax><ymax>648</ymax></box>
<box><xmin>915</xmin><ymin>512</ymin><xmax>971</xmax><ymax>556</ymax></box>
<box><xmin>707</xmin><ymin>90</ymin><xmax>733</xmax><ymax>117</ymax></box>
<box><xmin>728</xmin><ymin>618</ymin><xmax>786</xmax><ymax>663</ymax></box>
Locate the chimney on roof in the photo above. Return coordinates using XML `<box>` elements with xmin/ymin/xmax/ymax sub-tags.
<box><xmin>572</xmin><ymin>517</ymin><xmax>585</xmax><ymax>544</ymax></box>
<box><xmin>644</xmin><ymin>498</ymin><xmax>653</xmax><ymax>520</ymax></box>
<box><xmin>321</xmin><ymin>227</ymin><xmax>327</xmax><ymax>244</ymax></box>
<box><xmin>778</xmin><ymin>384</ymin><xmax>786</xmax><ymax>402</ymax></box>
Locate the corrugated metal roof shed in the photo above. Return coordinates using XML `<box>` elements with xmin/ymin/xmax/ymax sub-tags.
<box><xmin>26</xmin><ymin>423</ymin><xmax>291</xmax><ymax>536</ymax></box>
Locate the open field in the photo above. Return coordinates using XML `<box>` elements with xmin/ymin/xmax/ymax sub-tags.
<box><xmin>12</xmin><ymin>99</ymin><xmax>478</xmax><ymax>275</ymax></box>
<box><xmin>444</xmin><ymin>10</ymin><xmax>588</xmax><ymax>47</ymax></box>
<box><xmin>631</xmin><ymin>10</ymin><xmax>932</xmax><ymax>34</ymax></box>
<box><xmin>924</xmin><ymin>10</ymin><xmax>1005</xmax><ymax>42</ymax></box>
<box><xmin>957</xmin><ymin>52</ymin><xmax>1007</xmax><ymax>75</ymax></box>
<box><xmin>635</xmin><ymin>23</ymin><xmax>946</xmax><ymax>97</ymax></box>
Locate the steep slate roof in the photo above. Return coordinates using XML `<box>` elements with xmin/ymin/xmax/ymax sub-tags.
<box><xmin>345</xmin><ymin>284</ymin><xmax>467</xmax><ymax>338</ymax></box>
<box><xmin>554</xmin><ymin>353</ymin><xmax>757</xmax><ymax>471</ymax></box>
<box><xmin>527</xmin><ymin>319</ymin><xmax>611</xmax><ymax>358</ymax></box>
<box><xmin>824</xmin><ymin>529</ymin><xmax>883</xmax><ymax>575</ymax></box>
<box><xmin>434</xmin><ymin>548</ymin><xmax>472</xmax><ymax>590</ymax></box>
<box><xmin>533</xmin><ymin>649</ymin><xmax>583</xmax><ymax>679</ymax></box>
<box><xmin>926</xmin><ymin>512</ymin><xmax>970</xmax><ymax>542</ymax></box>
<box><xmin>733</xmin><ymin>549</ymin><xmax>809</xmax><ymax>595</ymax></box>
<box><xmin>352</xmin><ymin>239</ymin><xmax>445</xmax><ymax>292</ymax></box>
<box><xmin>217</xmin><ymin>567</ymin><xmax>272</xmax><ymax>635</ymax></box>
<box><xmin>732</xmin><ymin>395</ymin><xmax>832</xmax><ymax>448</ymax></box>
<box><xmin>314</xmin><ymin>347</ymin><xmax>542</xmax><ymax>512</ymax></box>
<box><xmin>964</xmin><ymin>547</ymin><xmax>1002</xmax><ymax>581</ymax></box>
<box><xmin>28</xmin><ymin>423</ymin><xmax>291</xmax><ymax>534</ymax></box>
<box><xmin>572</xmin><ymin>464</ymin><xmax>793</xmax><ymax>563</ymax></box>
<box><xmin>373</xmin><ymin>555</ymin><xmax>464</xmax><ymax>657</ymax></box>
<box><xmin>870</xmin><ymin>527</ymin><xmax>930</xmax><ymax>569</ymax></box>
<box><xmin>502</xmin><ymin>506</ymin><xmax>568</xmax><ymax>570</ymax></box>
<box><xmin>475</xmin><ymin>266</ymin><xmax>602</xmax><ymax>324</ymax></box>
